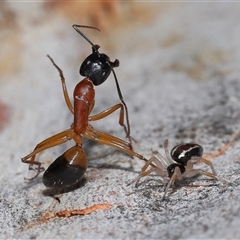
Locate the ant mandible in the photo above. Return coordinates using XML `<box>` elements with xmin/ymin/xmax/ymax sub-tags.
<box><xmin>128</xmin><ymin>139</ymin><xmax>226</xmax><ymax>199</ymax></box>
<box><xmin>21</xmin><ymin>24</ymin><xmax>148</xmax><ymax>189</ymax></box>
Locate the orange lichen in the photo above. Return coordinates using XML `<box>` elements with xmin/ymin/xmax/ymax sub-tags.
<box><xmin>22</xmin><ymin>203</ymin><xmax>112</xmax><ymax>231</ymax></box>
<box><xmin>203</xmin><ymin>132</ymin><xmax>238</xmax><ymax>160</ymax></box>
<box><xmin>56</xmin><ymin>203</ymin><xmax>112</xmax><ymax>217</ymax></box>
<box><xmin>44</xmin><ymin>1</ymin><xmax>120</xmax><ymax>30</ymax></box>
<box><xmin>43</xmin><ymin>1</ymin><xmax>158</xmax><ymax>30</ymax></box>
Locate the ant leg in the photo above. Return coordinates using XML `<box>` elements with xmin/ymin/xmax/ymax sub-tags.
<box><xmin>22</xmin><ymin>129</ymin><xmax>75</xmax><ymax>179</ymax></box>
<box><xmin>84</xmin><ymin>126</ymin><xmax>148</xmax><ymax>163</ymax></box>
<box><xmin>163</xmin><ymin>167</ymin><xmax>182</xmax><ymax>199</ymax></box>
<box><xmin>89</xmin><ymin>104</ymin><xmax>124</xmax><ymax>122</ymax></box>
<box><xmin>85</xmin><ymin>126</ymin><xmax>132</xmax><ymax>153</ymax></box>
<box><xmin>110</xmin><ymin>67</ymin><xmax>132</xmax><ymax>141</ymax></box>
<box><xmin>22</xmin><ymin>129</ymin><xmax>74</xmax><ymax>162</ymax></box>
<box><xmin>89</xmin><ymin>103</ymin><xmax>134</xmax><ymax>147</ymax></box>
<box><xmin>84</xmin><ymin>126</ymin><xmax>159</xmax><ymax>180</ymax></box>
<box><xmin>47</xmin><ymin>55</ymin><xmax>74</xmax><ymax>114</ymax></box>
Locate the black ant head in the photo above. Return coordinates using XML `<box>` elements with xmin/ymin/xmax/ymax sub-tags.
<box><xmin>80</xmin><ymin>46</ymin><xmax>119</xmax><ymax>86</ymax></box>
<box><xmin>72</xmin><ymin>24</ymin><xmax>119</xmax><ymax>86</ymax></box>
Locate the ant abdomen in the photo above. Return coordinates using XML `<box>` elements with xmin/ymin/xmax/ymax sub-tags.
<box><xmin>43</xmin><ymin>145</ymin><xmax>87</xmax><ymax>188</ymax></box>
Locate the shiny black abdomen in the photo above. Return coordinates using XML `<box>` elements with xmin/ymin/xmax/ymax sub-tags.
<box><xmin>171</xmin><ymin>143</ymin><xmax>203</xmax><ymax>166</ymax></box>
<box><xmin>43</xmin><ymin>154</ymin><xmax>86</xmax><ymax>189</ymax></box>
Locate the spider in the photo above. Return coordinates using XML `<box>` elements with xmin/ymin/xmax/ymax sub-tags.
<box><xmin>128</xmin><ymin>139</ymin><xmax>226</xmax><ymax>199</ymax></box>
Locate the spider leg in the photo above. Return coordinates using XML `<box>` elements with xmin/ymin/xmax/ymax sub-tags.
<box><xmin>162</xmin><ymin>166</ymin><xmax>183</xmax><ymax>199</ymax></box>
<box><xmin>190</xmin><ymin>156</ymin><xmax>216</xmax><ymax>175</ymax></box>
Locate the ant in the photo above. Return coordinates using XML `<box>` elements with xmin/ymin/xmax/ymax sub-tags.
<box><xmin>128</xmin><ymin>139</ymin><xmax>226</xmax><ymax>199</ymax></box>
<box><xmin>21</xmin><ymin>24</ymin><xmax>148</xmax><ymax>189</ymax></box>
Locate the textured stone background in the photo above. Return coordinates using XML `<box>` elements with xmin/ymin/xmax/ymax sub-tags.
<box><xmin>0</xmin><ymin>2</ymin><xmax>240</xmax><ymax>239</ymax></box>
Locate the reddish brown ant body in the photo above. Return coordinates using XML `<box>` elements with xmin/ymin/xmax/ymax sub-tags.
<box><xmin>22</xmin><ymin>25</ymin><xmax>147</xmax><ymax>189</ymax></box>
<box><xmin>128</xmin><ymin>139</ymin><xmax>226</xmax><ymax>199</ymax></box>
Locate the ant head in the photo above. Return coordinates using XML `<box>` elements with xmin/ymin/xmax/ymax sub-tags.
<box><xmin>72</xmin><ymin>24</ymin><xmax>119</xmax><ymax>86</ymax></box>
<box><xmin>80</xmin><ymin>45</ymin><xmax>119</xmax><ymax>86</ymax></box>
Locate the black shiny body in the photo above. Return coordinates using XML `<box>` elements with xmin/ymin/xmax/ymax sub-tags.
<box><xmin>80</xmin><ymin>46</ymin><xmax>119</xmax><ymax>86</ymax></box>
<box><xmin>43</xmin><ymin>155</ymin><xmax>86</xmax><ymax>188</ymax></box>
<box><xmin>167</xmin><ymin>163</ymin><xmax>185</xmax><ymax>178</ymax></box>
<box><xmin>171</xmin><ymin>143</ymin><xmax>203</xmax><ymax>166</ymax></box>
<box><xmin>43</xmin><ymin>146</ymin><xmax>87</xmax><ymax>188</ymax></box>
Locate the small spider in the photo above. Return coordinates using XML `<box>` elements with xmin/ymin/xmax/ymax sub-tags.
<box><xmin>128</xmin><ymin>139</ymin><xmax>226</xmax><ymax>199</ymax></box>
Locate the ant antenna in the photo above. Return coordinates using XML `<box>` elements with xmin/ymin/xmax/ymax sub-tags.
<box><xmin>110</xmin><ymin>66</ymin><xmax>131</xmax><ymax>138</ymax></box>
<box><xmin>72</xmin><ymin>24</ymin><xmax>100</xmax><ymax>50</ymax></box>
